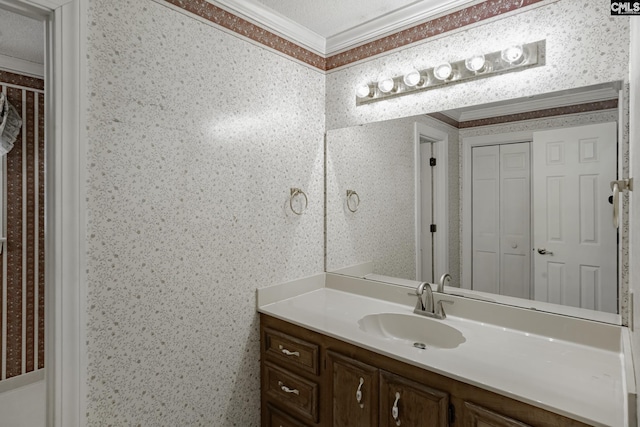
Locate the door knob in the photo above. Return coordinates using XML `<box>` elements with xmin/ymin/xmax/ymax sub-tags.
<box><xmin>537</xmin><ymin>248</ymin><xmax>553</xmax><ymax>255</ymax></box>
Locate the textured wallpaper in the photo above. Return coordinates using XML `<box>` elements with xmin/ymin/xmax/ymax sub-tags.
<box><xmin>85</xmin><ymin>0</ymin><xmax>324</xmax><ymax>425</ymax></box>
<box><xmin>326</xmin><ymin>115</ymin><xmax>460</xmax><ymax>283</ymax></box>
<box><xmin>325</xmin><ymin>0</ymin><xmax>629</xmax><ymax>130</ymax></box>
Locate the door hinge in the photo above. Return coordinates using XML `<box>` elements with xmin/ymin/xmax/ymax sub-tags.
<box><xmin>430</xmin><ymin>224</ymin><xmax>437</xmax><ymax>233</ymax></box>
<box><xmin>430</xmin><ymin>157</ymin><xmax>437</xmax><ymax>167</ymax></box>
<box><xmin>448</xmin><ymin>403</ymin><xmax>456</xmax><ymax>424</ymax></box>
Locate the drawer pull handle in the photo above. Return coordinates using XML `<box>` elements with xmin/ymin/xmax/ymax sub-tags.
<box><xmin>278</xmin><ymin>345</ymin><xmax>300</xmax><ymax>357</ymax></box>
<box><xmin>356</xmin><ymin>377</ymin><xmax>365</xmax><ymax>408</ymax></box>
<box><xmin>392</xmin><ymin>392</ymin><xmax>401</xmax><ymax>426</ymax></box>
<box><xmin>278</xmin><ymin>381</ymin><xmax>300</xmax><ymax>395</ymax></box>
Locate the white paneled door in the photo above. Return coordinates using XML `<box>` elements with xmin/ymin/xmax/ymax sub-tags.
<box><xmin>471</xmin><ymin>143</ymin><xmax>531</xmax><ymax>298</ymax></box>
<box><xmin>532</xmin><ymin>122</ymin><xmax>617</xmax><ymax>313</ymax></box>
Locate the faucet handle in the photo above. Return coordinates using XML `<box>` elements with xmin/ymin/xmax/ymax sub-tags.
<box><xmin>436</xmin><ymin>300</ymin><xmax>454</xmax><ymax>319</ymax></box>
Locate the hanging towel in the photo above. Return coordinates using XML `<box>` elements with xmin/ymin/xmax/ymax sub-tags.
<box><xmin>0</xmin><ymin>92</ymin><xmax>22</xmax><ymax>156</ymax></box>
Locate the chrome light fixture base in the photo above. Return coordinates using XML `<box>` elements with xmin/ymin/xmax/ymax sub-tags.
<box><xmin>356</xmin><ymin>40</ymin><xmax>545</xmax><ymax>106</ymax></box>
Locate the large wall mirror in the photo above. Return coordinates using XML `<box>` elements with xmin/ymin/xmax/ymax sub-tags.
<box><xmin>326</xmin><ymin>81</ymin><xmax>627</xmax><ymax>324</ymax></box>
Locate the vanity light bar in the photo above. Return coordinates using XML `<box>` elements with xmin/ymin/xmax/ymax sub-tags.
<box><xmin>355</xmin><ymin>40</ymin><xmax>546</xmax><ymax>106</ymax></box>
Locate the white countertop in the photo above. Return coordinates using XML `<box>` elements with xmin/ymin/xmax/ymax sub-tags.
<box><xmin>257</xmin><ymin>274</ymin><xmax>631</xmax><ymax>427</ymax></box>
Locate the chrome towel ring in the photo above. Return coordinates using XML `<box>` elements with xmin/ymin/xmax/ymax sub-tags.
<box><xmin>346</xmin><ymin>190</ymin><xmax>360</xmax><ymax>213</ymax></box>
<box><xmin>290</xmin><ymin>188</ymin><xmax>308</xmax><ymax>215</ymax></box>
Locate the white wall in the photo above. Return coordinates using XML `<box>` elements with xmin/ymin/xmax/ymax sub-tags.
<box><xmin>0</xmin><ymin>378</ymin><xmax>45</xmax><ymax>427</ymax></box>
<box><xmin>84</xmin><ymin>0</ymin><xmax>325</xmax><ymax>424</ymax></box>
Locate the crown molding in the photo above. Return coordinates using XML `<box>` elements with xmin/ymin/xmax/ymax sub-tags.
<box><xmin>0</xmin><ymin>0</ymin><xmax>71</xmax><ymax>14</ymax></box>
<box><xmin>0</xmin><ymin>54</ymin><xmax>44</xmax><ymax>78</ymax></box>
<box><xmin>326</xmin><ymin>0</ymin><xmax>477</xmax><ymax>55</ymax></box>
<box><xmin>213</xmin><ymin>0</ymin><xmax>479</xmax><ymax>57</ymax></box>
<box><xmin>447</xmin><ymin>85</ymin><xmax>621</xmax><ymax>122</ymax></box>
<box><xmin>213</xmin><ymin>0</ymin><xmax>326</xmax><ymax>55</ymax></box>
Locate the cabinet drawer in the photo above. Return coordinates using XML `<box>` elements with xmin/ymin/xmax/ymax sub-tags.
<box><xmin>464</xmin><ymin>401</ymin><xmax>532</xmax><ymax>427</ymax></box>
<box><xmin>264</xmin><ymin>328</ymin><xmax>319</xmax><ymax>375</ymax></box>
<box><xmin>264</xmin><ymin>361</ymin><xmax>319</xmax><ymax>423</ymax></box>
<box><xmin>266</xmin><ymin>403</ymin><xmax>311</xmax><ymax>427</ymax></box>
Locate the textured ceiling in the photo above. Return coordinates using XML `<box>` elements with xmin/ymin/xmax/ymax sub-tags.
<box><xmin>0</xmin><ymin>8</ymin><xmax>44</xmax><ymax>65</ymax></box>
<box><xmin>253</xmin><ymin>0</ymin><xmax>420</xmax><ymax>37</ymax></box>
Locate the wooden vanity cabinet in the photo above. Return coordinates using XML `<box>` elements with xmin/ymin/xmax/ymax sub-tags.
<box><xmin>260</xmin><ymin>313</ymin><xmax>591</xmax><ymax>427</ymax></box>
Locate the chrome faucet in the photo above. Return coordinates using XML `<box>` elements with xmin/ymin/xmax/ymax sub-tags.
<box><xmin>409</xmin><ymin>282</ymin><xmax>453</xmax><ymax>319</ymax></box>
<box><xmin>438</xmin><ymin>273</ymin><xmax>452</xmax><ymax>293</ymax></box>
<box><xmin>413</xmin><ymin>282</ymin><xmax>434</xmax><ymax>313</ymax></box>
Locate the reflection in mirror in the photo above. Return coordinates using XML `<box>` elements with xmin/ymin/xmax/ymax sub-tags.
<box><xmin>326</xmin><ymin>81</ymin><xmax>625</xmax><ymax>322</ymax></box>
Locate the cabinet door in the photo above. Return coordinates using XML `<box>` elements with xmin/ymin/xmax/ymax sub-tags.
<box><xmin>463</xmin><ymin>402</ymin><xmax>531</xmax><ymax>427</ymax></box>
<box><xmin>327</xmin><ymin>351</ymin><xmax>379</xmax><ymax>427</ymax></box>
<box><xmin>380</xmin><ymin>371</ymin><xmax>450</xmax><ymax>427</ymax></box>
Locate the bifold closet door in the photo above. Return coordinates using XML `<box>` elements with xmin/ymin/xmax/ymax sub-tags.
<box><xmin>471</xmin><ymin>145</ymin><xmax>500</xmax><ymax>294</ymax></box>
<box><xmin>471</xmin><ymin>143</ymin><xmax>530</xmax><ymax>298</ymax></box>
<box><xmin>499</xmin><ymin>143</ymin><xmax>530</xmax><ymax>299</ymax></box>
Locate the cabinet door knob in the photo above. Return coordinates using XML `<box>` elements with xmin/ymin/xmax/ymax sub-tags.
<box><xmin>392</xmin><ymin>392</ymin><xmax>401</xmax><ymax>426</ymax></box>
<box><xmin>356</xmin><ymin>377</ymin><xmax>365</xmax><ymax>408</ymax></box>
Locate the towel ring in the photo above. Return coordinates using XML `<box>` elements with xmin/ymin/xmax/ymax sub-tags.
<box><xmin>346</xmin><ymin>190</ymin><xmax>360</xmax><ymax>213</ymax></box>
<box><xmin>290</xmin><ymin>188</ymin><xmax>308</xmax><ymax>215</ymax></box>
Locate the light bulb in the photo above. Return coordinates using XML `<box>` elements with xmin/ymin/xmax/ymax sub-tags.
<box><xmin>378</xmin><ymin>78</ymin><xmax>397</xmax><ymax>93</ymax></box>
<box><xmin>403</xmin><ymin>69</ymin><xmax>424</xmax><ymax>87</ymax></box>
<box><xmin>501</xmin><ymin>45</ymin><xmax>524</xmax><ymax>64</ymax></box>
<box><xmin>465</xmin><ymin>54</ymin><xmax>486</xmax><ymax>72</ymax></box>
<box><xmin>433</xmin><ymin>62</ymin><xmax>453</xmax><ymax>81</ymax></box>
<box><xmin>356</xmin><ymin>83</ymin><xmax>372</xmax><ymax>98</ymax></box>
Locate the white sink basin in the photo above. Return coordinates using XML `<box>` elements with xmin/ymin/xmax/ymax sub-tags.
<box><xmin>358</xmin><ymin>313</ymin><xmax>466</xmax><ymax>349</ymax></box>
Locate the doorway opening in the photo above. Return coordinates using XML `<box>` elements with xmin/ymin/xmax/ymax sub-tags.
<box><xmin>0</xmin><ymin>4</ymin><xmax>47</xmax><ymax>426</ymax></box>
<box><xmin>414</xmin><ymin>123</ymin><xmax>448</xmax><ymax>283</ymax></box>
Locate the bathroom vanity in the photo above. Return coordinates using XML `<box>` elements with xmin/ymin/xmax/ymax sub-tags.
<box><xmin>257</xmin><ymin>274</ymin><xmax>633</xmax><ymax>427</ymax></box>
